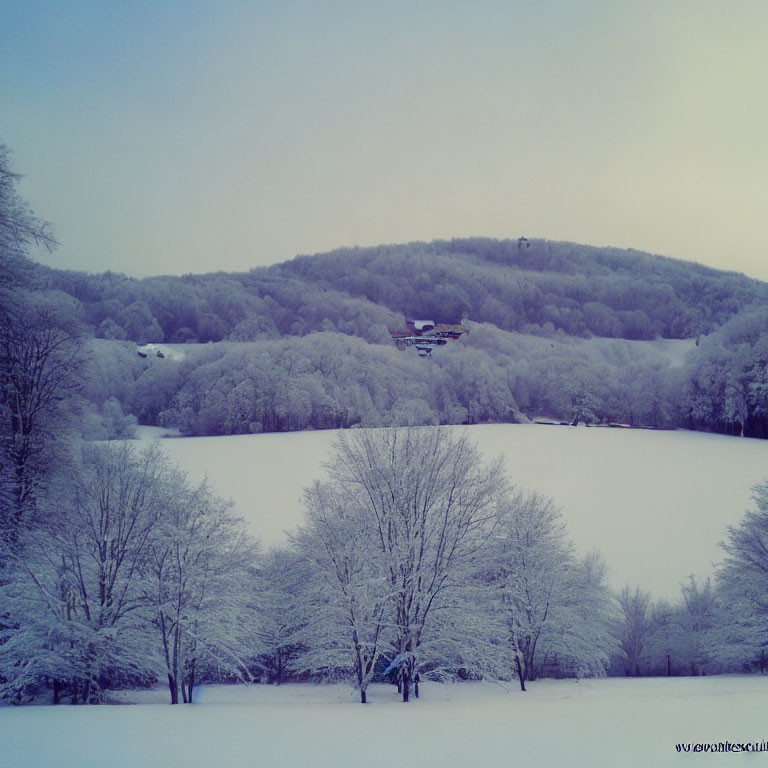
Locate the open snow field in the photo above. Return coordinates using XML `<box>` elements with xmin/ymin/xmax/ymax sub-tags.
<box><xmin>138</xmin><ymin>424</ymin><xmax>768</xmax><ymax>599</ymax></box>
<box><xmin>3</xmin><ymin>425</ymin><xmax>766</xmax><ymax>767</ymax></box>
<box><xmin>2</xmin><ymin>677</ymin><xmax>766</xmax><ymax>767</ymax></box>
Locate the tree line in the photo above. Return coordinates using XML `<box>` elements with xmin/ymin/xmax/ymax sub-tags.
<box><xmin>78</xmin><ymin>309</ymin><xmax>768</xmax><ymax>440</ymax></box>
<box><xmin>0</xmin><ymin>427</ymin><xmax>636</xmax><ymax>704</ymax></box>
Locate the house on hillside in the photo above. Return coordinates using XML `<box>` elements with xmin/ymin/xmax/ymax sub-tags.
<box><xmin>432</xmin><ymin>323</ymin><xmax>466</xmax><ymax>340</ymax></box>
<box><xmin>389</xmin><ymin>318</ymin><xmax>467</xmax><ymax>351</ymax></box>
<box><xmin>389</xmin><ymin>319</ymin><xmax>437</xmax><ymax>337</ymax></box>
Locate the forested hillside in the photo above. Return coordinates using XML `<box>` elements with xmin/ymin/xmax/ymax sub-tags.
<box><xmin>278</xmin><ymin>239</ymin><xmax>767</xmax><ymax>339</ymax></box>
<box><xmin>40</xmin><ymin>267</ymin><xmax>399</xmax><ymax>346</ymax></box>
<box><xmin>40</xmin><ymin>238</ymin><xmax>767</xmax><ymax>344</ymax></box>
<box><xmin>28</xmin><ymin>237</ymin><xmax>768</xmax><ymax>439</ymax></box>
<box><xmin>19</xmin><ymin>238</ymin><xmax>767</xmax><ymax>439</ymax></box>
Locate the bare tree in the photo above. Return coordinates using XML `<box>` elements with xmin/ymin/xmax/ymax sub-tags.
<box><xmin>0</xmin><ymin>144</ymin><xmax>56</xmax><ymax>297</ymax></box>
<box><xmin>0</xmin><ymin>145</ymin><xmax>81</xmax><ymax>541</ymax></box>
<box><xmin>0</xmin><ymin>290</ymin><xmax>85</xmax><ymax>534</ymax></box>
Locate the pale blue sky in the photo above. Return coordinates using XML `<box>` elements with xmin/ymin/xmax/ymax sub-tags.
<box><xmin>2</xmin><ymin>1</ymin><xmax>767</xmax><ymax>279</ymax></box>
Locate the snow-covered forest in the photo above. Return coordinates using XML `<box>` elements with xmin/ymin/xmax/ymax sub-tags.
<box><xmin>3</xmin><ymin>113</ymin><xmax>768</xmax><ymax>442</ymax></box>
<box><xmin>28</xmin><ymin>219</ymin><xmax>768</xmax><ymax>440</ymax></box>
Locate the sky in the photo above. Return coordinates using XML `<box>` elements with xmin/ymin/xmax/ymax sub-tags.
<box><xmin>2</xmin><ymin>0</ymin><xmax>767</xmax><ymax>280</ymax></box>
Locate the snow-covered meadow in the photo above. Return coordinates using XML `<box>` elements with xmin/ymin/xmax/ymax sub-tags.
<box><xmin>3</xmin><ymin>676</ymin><xmax>766</xmax><ymax>767</ymax></box>
<box><xmin>3</xmin><ymin>423</ymin><xmax>765</xmax><ymax>768</ymax></box>
<box><xmin>139</xmin><ymin>423</ymin><xmax>768</xmax><ymax>598</ymax></box>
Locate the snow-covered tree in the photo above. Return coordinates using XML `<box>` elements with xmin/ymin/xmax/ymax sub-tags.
<box><xmin>0</xmin><ymin>144</ymin><xmax>80</xmax><ymax>528</ymax></box>
<box><xmin>644</xmin><ymin>599</ymin><xmax>687</xmax><ymax>676</ymax></box>
<box><xmin>2</xmin><ymin>441</ymin><xmax>261</xmax><ymax>704</ymax></box>
<box><xmin>321</xmin><ymin>427</ymin><xmax>505</xmax><ymax>701</ymax></box>
<box><xmin>0</xmin><ymin>289</ymin><xmax>85</xmax><ymax>541</ymax></box>
<box><xmin>487</xmin><ymin>491</ymin><xmax>571</xmax><ymax>689</ymax></box>
<box><xmin>617</xmin><ymin>585</ymin><xmax>652</xmax><ymax>676</ymax></box>
<box><xmin>1</xmin><ymin>443</ymin><xmax>170</xmax><ymax>702</ymax></box>
<box><xmin>412</xmin><ymin>569</ymin><xmax>512</xmax><ymax>684</ymax></box>
<box><xmin>485</xmin><ymin>492</ymin><xmax>617</xmax><ymax>689</ymax></box>
<box><xmin>676</xmin><ymin>576</ymin><xmax>717</xmax><ymax>675</ymax></box>
<box><xmin>143</xmin><ymin>476</ymin><xmax>256</xmax><ymax>704</ymax></box>
<box><xmin>536</xmin><ymin>551</ymin><xmax>620</xmax><ymax>679</ymax></box>
<box><xmin>292</xmin><ymin>481</ymin><xmax>391</xmax><ymax>702</ymax></box>
<box><xmin>715</xmin><ymin>482</ymin><xmax>768</xmax><ymax>670</ymax></box>
<box><xmin>252</xmin><ymin>548</ymin><xmax>307</xmax><ymax>685</ymax></box>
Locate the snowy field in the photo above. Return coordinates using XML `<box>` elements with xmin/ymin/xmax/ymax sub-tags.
<box><xmin>137</xmin><ymin>424</ymin><xmax>768</xmax><ymax>598</ymax></box>
<box><xmin>2</xmin><ymin>676</ymin><xmax>767</xmax><ymax>767</ymax></box>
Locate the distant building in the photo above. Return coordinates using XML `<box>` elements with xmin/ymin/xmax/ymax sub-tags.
<box><xmin>389</xmin><ymin>318</ymin><xmax>467</xmax><ymax>351</ymax></box>
<box><xmin>432</xmin><ymin>324</ymin><xmax>466</xmax><ymax>340</ymax></box>
<box><xmin>137</xmin><ymin>343</ymin><xmax>184</xmax><ymax>361</ymax></box>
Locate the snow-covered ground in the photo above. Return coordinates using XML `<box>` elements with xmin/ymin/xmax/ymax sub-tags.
<box><xmin>4</xmin><ymin>425</ymin><xmax>764</xmax><ymax>766</ymax></box>
<box><xmin>136</xmin><ymin>423</ymin><xmax>768</xmax><ymax>599</ymax></box>
<box><xmin>2</xmin><ymin>676</ymin><xmax>766</xmax><ymax>767</ymax></box>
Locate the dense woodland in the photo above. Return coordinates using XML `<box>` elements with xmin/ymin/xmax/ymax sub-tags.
<box><xmin>3</xmin><ymin>143</ymin><xmax>768</xmax><ymax>707</ymax></box>
<box><xmin>41</xmin><ymin>237</ymin><xmax>766</xmax><ymax>344</ymax></box>
<box><xmin>22</xmin><ymin>225</ymin><xmax>768</xmax><ymax>440</ymax></box>
<box><xmin>76</xmin><ymin>308</ymin><xmax>768</xmax><ymax>440</ymax></box>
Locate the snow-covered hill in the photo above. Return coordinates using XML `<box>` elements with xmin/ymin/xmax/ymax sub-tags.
<box><xmin>136</xmin><ymin>424</ymin><xmax>768</xmax><ymax>599</ymax></box>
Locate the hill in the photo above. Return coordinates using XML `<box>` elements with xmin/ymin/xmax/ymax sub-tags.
<box><xmin>40</xmin><ymin>237</ymin><xmax>768</xmax><ymax>344</ymax></box>
<box><xmin>23</xmin><ymin>238</ymin><xmax>768</xmax><ymax>440</ymax></box>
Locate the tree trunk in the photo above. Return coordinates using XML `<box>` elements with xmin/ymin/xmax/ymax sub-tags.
<box><xmin>667</xmin><ymin>654</ymin><xmax>671</xmax><ymax>677</ymax></box>
<box><xmin>52</xmin><ymin>680</ymin><xmax>61</xmax><ymax>705</ymax></box>
<box><xmin>360</xmin><ymin>688</ymin><xmax>367</xmax><ymax>704</ymax></box>
<box><xmin>186</xmin><ymin>661</ymin><xmax>196</xmax><ymax>704</ymax></box>
<box><xmin>402</xmin><ymin>671</ymin><xmax>410</xmax><ymax>702</ymax></box>
<box><xmin>168</xmin><ymin>674</ymin><xmax>179</xmax><ymax>705</ymax></box>
<box><xmin>515</xmin><ymin>657</ymin><xmax>526</xmax><ymax>692</ymax></box>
